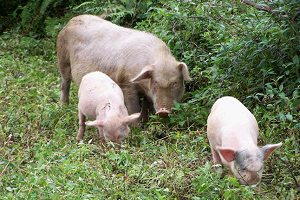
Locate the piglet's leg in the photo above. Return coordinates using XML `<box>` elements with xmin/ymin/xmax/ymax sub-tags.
<box><xmin>77</xmin><ymin>109</ymin><xmax>86</xmax><ymax>141</ymax></box>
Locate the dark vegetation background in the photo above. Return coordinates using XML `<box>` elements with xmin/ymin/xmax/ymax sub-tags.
<box><xmin>1</xmin><ymin>0</ymin><xmax>299</xmax><ymax>199</ymax></box>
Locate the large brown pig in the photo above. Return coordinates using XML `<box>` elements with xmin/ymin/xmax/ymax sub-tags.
<box><xmin>78</xmin><ymin>71</ymin><xmax>140</xmax><ymax>144</ymax></box>
<box><xmin>207</xmin><ymin>96</ymin><xmax>282</xmax><ymax>185</ymax></box>
<box><xmin>57</xmin><ymin>14</ymin><xmax>191</xmax><ymax>120</ymax></box>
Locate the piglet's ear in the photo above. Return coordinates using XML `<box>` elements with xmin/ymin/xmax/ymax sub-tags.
<box><xmin>122</xmin><ymin>113</ymin><xmax>141</xmax><ymax>125</ymax></box>
<box><xmin>217</xmin><ymin>147</ymin><xmax>236</xmax><ymax>162</ymax></box>
<box><xmin>261</xmin><ymin>142</ymin><xmax>282</xmax><ymax>160</ymax></box>
<box><xmin>131</xmin><ymin>65</ymin><xmax>155</xmax><ymax>82</ymax></box>
<box><xmin>85</xmin><ymin>120</ymin><xmax>105</xmax><ymax>127</ymax></box>
<box><xmin>177</xmin><ymin>62</ymin><xmax>192</xmax><ymax>81</ymax></box>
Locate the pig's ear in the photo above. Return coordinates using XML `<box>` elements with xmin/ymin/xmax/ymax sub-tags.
<box><xmin>177</xmin><ymin>62</ymin><xmax>192</xmax><ymax>81</ymax></box>
<box><xmin>261</xmin><ymin>142</ymin><xmax>282</xmax><ymax>160</ymax></box>
<box><xmin>85</xmin><ymin>120</ymin><xmax>105</xmax><ymax>127</ymax></box>
<box><xmin>122</xmin><ymin>113</ymin><xmax>141</xmax><ymax>125</ymax></box>
<box><xmin>217</xmin><ymin>147</ymin><xmax>236</xmax><ymax>162</ymax></box>
<box><xmin>131</xmin><ymin>65</ymin><xmax>156</xmax><ymax>82</ymax></box>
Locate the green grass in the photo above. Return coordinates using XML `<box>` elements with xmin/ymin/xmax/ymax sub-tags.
<box><xmin>0</xmin><ymin>29</ymin><xmax>299</xmax><ymax>199</ymax></box>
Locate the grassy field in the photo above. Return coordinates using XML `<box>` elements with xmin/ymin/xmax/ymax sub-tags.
<box><xmin>0</xmin><ymin>32</ymin><xmax>298</xmax><ymax>200</ymax></box>
<box><xmin>1</xmin><ymin>5</ymin><xmax>299</xmax><ymax>199</ymax></box>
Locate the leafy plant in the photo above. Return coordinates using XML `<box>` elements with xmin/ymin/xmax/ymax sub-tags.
<box><xmin>1</xmin><ymin>0</ymin><xmax>300</xmax><ymax>199</ymax></box>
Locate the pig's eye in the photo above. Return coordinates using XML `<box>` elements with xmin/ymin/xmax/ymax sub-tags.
<box><xmin>153</xmin><ymin>81</ymin><xmax>158</xmax><ymax>86</ymax></box>
<box><xmin>173</xmin><ymin>82</ymin><xmax>178</xmax><ymax>87</ymax></box>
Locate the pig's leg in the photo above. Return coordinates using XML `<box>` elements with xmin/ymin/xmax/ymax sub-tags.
<box><xmin>77</xmin><ymin>109</ymin><xmax>86</xmax><ymax>141</ymax></box>
<box><xmin>123</xmin><ymin>88</ymin><xmax>140</xmax><ymax>115</ymax></box>
<box><xmin>98</xmin><ymin>127</ymin><xmax>106</xmax><ymax>144</ymax></box>
<box><xmin>212</xmin><ymin>148</ymin><xmax>222</xmax><ymax>164</ymax></box>
<box><xmin>59</xmin><ymin>61</ymin><xmax>71</xmax><ymax>104</ymax></box>
<box><xmin>141</xmin><ymin>97</ymin><xmax>152</xmax><ymax>122</ymax></box>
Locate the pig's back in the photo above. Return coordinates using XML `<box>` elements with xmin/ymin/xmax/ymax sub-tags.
<box><xmin>60</xmin><ymin>15</ymin><xmax>169</xmax><ymax>64</ymax></box>
<box><xmin>62</xmin><ymin>14</ymin><xmax>165</xmax><ymax>55</ymax></box>
<box><xmin>207</xmin><ymin>96</ymin><xmax>259</xmax><ymax>143</ymax></box>
<box><xmin>63</xmin><ymin>15</ymin><xmax>131</xmax><ymax>40</ymax></box>
<box><xmin>209</xmin><ymin>96</ymin><xmax>256</xmax><ymax>123</ymax></box>
<box><xmin>58</xmin><ymin>15</ymin><xmax>171</xmax><ymax>85</ymax></box>
<box><xmin>78</xmin><ymin>71</ymin><xmax>124</xmax><ymax>119</ymax></box>
<box><xmin>79</xmin><ymin>71</ymin><xmax>123</xmax><ymax>101</ymax></box>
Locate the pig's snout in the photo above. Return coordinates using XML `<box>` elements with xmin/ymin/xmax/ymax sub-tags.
<box><xmin>156</xmin><ymin>108</ymin><xmax>171</xmax><ymax>116</ymax></box>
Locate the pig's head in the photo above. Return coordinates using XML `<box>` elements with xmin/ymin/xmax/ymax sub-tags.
<box><xmin>217</xmin><ymin>142</ymin><xmax>282</xmax><ymax>185</ymax></box>
<box><xmin>131</xmin><ymin>62</ymin><xmax>191</xmax><ymax>116</ymax></box>
<box><xmin>85</xmin><ymin>113</ymin><xmax>140</xmax><ymax>144</ymax></box>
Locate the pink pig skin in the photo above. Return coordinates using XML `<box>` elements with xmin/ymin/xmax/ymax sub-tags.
<box><xmin>57</xmin><ymin>15</ymin><xmax>191</xmax><ymax>121</ymax></box>
<box><xmin>207</xmin><ymin>96</ymin><xmax>282</xmax><ymax>185</ymax></box>
<box><xmin>78</xmin><ymin>71</ymin><xmax>140</xmax><ymax>144</ymax></box>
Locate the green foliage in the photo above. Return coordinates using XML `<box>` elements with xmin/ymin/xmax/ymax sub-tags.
<box><xmin>1</xmin><ymin>0</ymin><xmax>300</xmax><ymax>199</ymax></box>
<box><xmin>132</xmin><ymin>0</ymin><xmax>300</xmax><ymax>131</ymax></box>
<box><xmin>0</xmin><ymin>0</ymin><xmax>24</xmax><ymax>33</ymax></box>
<box><xmin>73</xmin><ymin>0</ymin><xmax>156</xmax><ymax>26</ymax></box>
<box><xmin>1</xmin><ymin>0</ymin><xmax>80</xmax><ymax>36</ymax></box>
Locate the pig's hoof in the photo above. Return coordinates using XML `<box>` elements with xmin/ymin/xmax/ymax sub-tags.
<box><xmin>77</xmin><ymin>136</ymin><xmax>83</xmax><ymax>141</ymax></box>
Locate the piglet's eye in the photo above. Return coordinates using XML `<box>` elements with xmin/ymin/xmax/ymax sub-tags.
<box><xmin>239</xmin><ymin>166</ymin><xmax>247</xmax><ymax>171</ymax></box>
<box><xmin>117</xmin><ymin>135</ymin><xmax>123</xmax><ymax>139</ymax></box>
<box><xmin>174</xmin><ymin>82</ymin><xmax>178</xmax><ymax>87</ymax></box>
<box><xmin>154</xmin><ymin>81</ymin><xmax>158</xmax><ymax>85</ymax></box>
<box><xmin>119</xmin><ymin>125</ymin><xmax>125</xmax><ymax>132</ymax></box>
